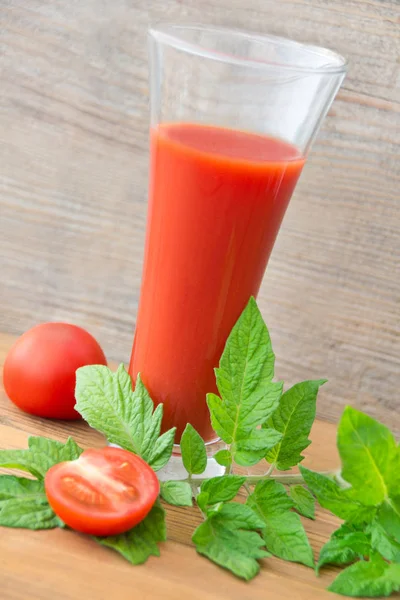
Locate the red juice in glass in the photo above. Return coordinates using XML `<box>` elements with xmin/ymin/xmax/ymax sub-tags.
<box><xmin>129</xmin><ymin>123</ymin><xmax>304</xmax><ymax>441</ymax></box>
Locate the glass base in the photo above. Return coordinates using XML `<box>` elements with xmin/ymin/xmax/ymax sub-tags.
<box><xmin>156</xmin><ymin>438</ymin><xmax>227</xmax><ymax>482</ymax></box>
<box><xmin>109</xmin><ymin>439</ymin><xmax>227</xmax><ymax>481</ymax></box>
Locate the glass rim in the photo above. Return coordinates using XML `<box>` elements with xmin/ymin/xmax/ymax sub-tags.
<box><xmin>149</xmin><ymin>24</ymin><xmax>348</xmax><ymax>76</ymax></box>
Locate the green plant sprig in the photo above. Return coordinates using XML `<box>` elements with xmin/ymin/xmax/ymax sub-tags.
<box><xmin>0</xmin><ymin>297</ymin><xmax>399</xmax><ymax>597</ymax></box>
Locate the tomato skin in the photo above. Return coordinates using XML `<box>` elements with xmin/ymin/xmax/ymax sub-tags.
<box><xmin>3</xmin><ymin>323</ymin><xmax>107</xmax><ymax>420</ymax></box>
<box><xmin>45</xmin><ymin>447</ymin><xmax>160</xmax><ymax>536</ymax></box>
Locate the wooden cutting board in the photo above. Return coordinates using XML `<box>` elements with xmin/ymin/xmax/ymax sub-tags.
<box><xmin>0</xmin><ymin>332</ymin><xmax>351</xmax><ymax>600</ymax></box>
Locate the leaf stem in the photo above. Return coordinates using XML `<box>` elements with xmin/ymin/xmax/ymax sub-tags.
<box><xmin>190</xmin><ymin>481</ymin><xmax>200</xmax><ymax>500</ymax></box>
<box><xmin>243</xmin><ymin>481</ymin><xmax>252</xmax><ymax>496</ymax></box>
<box><xmin>264</xmin><ymin>463</ymin><xmax>276</xmax><ymax>477</ymax></box>
<box><xmin>245</xmin><ymin>473</ymin><xmax>305</xmax><ymax>485</ymax></box>
<box><xmin>223</xmin><ymin>448</ymin><xmax>233</xmax><ymax>475</ymax></box>
<box><xmin>170</xmin><ymin>468</ymin><xmax>339</xmax><ymax>488</ymax></box>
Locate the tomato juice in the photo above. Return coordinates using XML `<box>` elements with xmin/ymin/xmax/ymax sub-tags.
<box><xmin>129</xmin><ymin>123</ymin><xmax>304</xmax><ymax>442</ymax></box>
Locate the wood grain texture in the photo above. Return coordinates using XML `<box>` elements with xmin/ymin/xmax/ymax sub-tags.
<box><xmin>0</xmin><ymin>332</ymin><xmax>352</xmax><ymax>600</ymax></box>
<box><xmin>0</xmin><ymin>0</ymin><xmax>399</xmax><ymax>432</ymax></box>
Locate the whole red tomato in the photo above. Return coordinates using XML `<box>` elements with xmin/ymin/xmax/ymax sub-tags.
<box><xmin>3</xmin><ymin>323</ymin><xmax>107</xmax><ymax>419</ymax></box>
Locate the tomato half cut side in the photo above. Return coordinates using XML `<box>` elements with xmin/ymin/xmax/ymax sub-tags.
<box><xmin>45</xmin><ymin>447</ymin><xmax>160</xmax><ymax>536</ymax></box>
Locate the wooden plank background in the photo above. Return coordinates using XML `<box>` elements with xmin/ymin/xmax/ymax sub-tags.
<box><xmin>0</xmin><ymin>0</ymin><xmax>399</xmax><ymax>430</ymax></box>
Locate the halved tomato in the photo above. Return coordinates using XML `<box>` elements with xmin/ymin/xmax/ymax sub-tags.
<box><xmin>45</xmin><ymin>447</ymin><xmax>159</xmax><ymax>536</ymax></box>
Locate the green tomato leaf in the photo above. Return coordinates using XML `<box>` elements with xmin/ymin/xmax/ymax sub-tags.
<box><xmin>233</xmin><ymin>381</ymin><xmax>283</xmax><ymax>435</ymax></box>
<box><xmin>329</xmin><ymin>553</ymin><xmax>400</xmax><ymax>597</ymax></box>
<box><xmin>246</xmin><ymin>479</ymin><xmax>294</xmax><ymax>515</ymax></box>
<box><xmin>28</xmin><ymin>437</ymin><xmax>83</xmax><ymax>471</ymax></box>
<box><xmin>132</xmin><ymin>378</ymin><xmax>163</xmax><ymax>462</ymax></box>
<box><xmin>200</xmin><ymin>475</ymin><xmax>246</xmax><ymax>505</ymax></box>
<box><xmin>332</xmin><ymin>522</ymin><xmax>365</xmax><ymax>539</ymax></box>
<box><xmin>261</xmin><ymin>511</ymin><xmax>314</xmax><ymax>568</ymax></box>
<box><xmin>204</xmin><ymin>501</ymin><xmax>224</xmax><ymax>518</ymax></box>
<box><xmin>147</xmin><ymin>427</ymin><xmax>176</xmax><ymax>471</ymax></box>
<box><xmin>0</xmin><ymin>476</ymin><xmax>61</xmax><ymax>530</ymax></box>
<box><xmin>247</xmin><ymin>480</ymin><xmax>313</xmax><ymax>567</ymax></box>
<box><xmin>289</xmin><ymin>485</ymin><xmax>316</xmax><ymax>519</ymax></box>
<box><xmin>265</xmin><ymin>379</ymin><xmax>326</xmax><ymax>470</ymax></box>
<box><xmin>160</xmin><ymin>481</ymin><xmax>192</xmax><ymax>507</ymax></box>
<box><xmin>75</xmin><ymin>365</ymin><xmax>175</xmax><ymax>469</ymax></box>
<box><xmin>180</xmin><ymin>424</ymin><xmax>207</xmax><ymax>475</ymax></box>
<box><xmin>213</xmin><ymin>450</ymin><xmax>232</xmax><ymax>468</ymax></box>
<box><xmin>337</xmin><ymin>407</ymin><xmax>400</xmax><ymax>505</ymax></box>
<box><xmin>215</xmin><ymin>296</ymin><xmax>276</xmax><ymax>408</ymax></box>
<box><xmin>317</xmin><ymin>531</ymin><xmax>371</xmax><ymax>573</ymax></box>
<box><xmin>0</xmin><ymin>437</ymin><xmax>83</xmax><ymax>480</ymax></box>
<box><xmin>196</xmin><ymin>492</ymin><xmax>210</xmax><ymax>513</ymax></box>
<box><xmin>192</xmin><ymin>502</ymin><xmax>269</xmax><ymax>580</ymax></box>
<box><xmin>208</xmin><ymin>502</ymin><xmax>266</xmax><ymax>529</ymax></box>
<box><xmin>0</xmin><ymin>449</ymin><xmax>44</xmax><ymax>479</ymax></box>
<box><xmin>207</xmin><ymin>383</ymin><xmax>283</xmax><ymax>450</ymax></box>
<box><xmin>300</xmin><ymin>467</ymin><xmax>376</xmax><ymax>524</ymax></box>
<box><xmin>376</xmin><ymin>498</ymin><xmax>400</xmax><ymax>544</ymax></box>
<box><xmin>206</xmin><ymin>394</ymin><xmax>234</xmax><ymax>444</ymax></box>
<box><xmin>233</xmin><ymin>427</ymin><xmax>282</xmax><ymax>467</ymax></box>
<box><xmin>207</xmin><ymin>298</ymin><xmax>283</xmax><ymax>454</ymax></box>
<box><xmin>369</xmin><ymin>520</ymin><xmax>400</xmax><ymax>562</ymax></box>
<box><xmin>97</xmin><ymin>502</ymin><xmax>166</xmax><ymax>565</ymax></box>
<box><xmin>75</xmin><ymin>364</ymin><xmax>143</xmax><ymax>453</ymax></box>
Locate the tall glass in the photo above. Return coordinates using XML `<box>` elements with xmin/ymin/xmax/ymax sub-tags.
<box><xmin>129</xmin><ymin>25</ymin><xmax>347</xmax><ymax>446</ymax></box>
